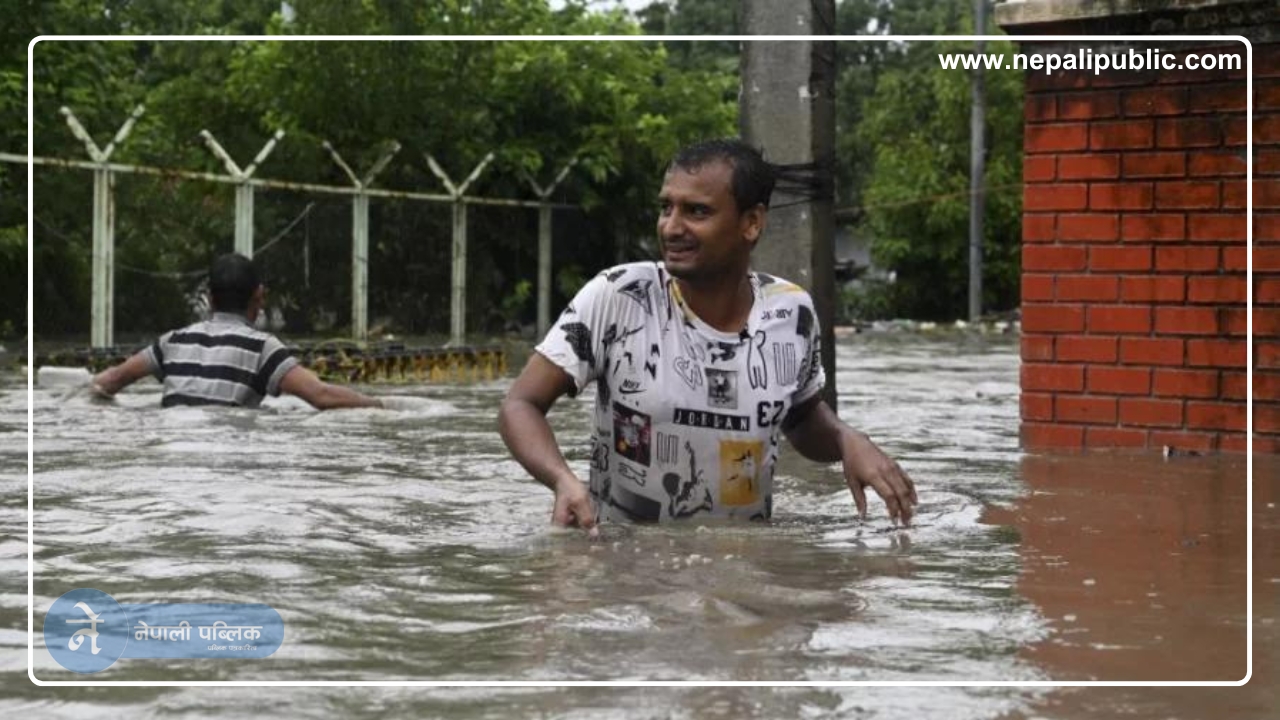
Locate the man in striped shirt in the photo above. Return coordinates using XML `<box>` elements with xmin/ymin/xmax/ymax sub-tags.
<box><xmin>92</xmin><ymin>253</ymin><xmax>381</xmax><ymax>410</ymax></box>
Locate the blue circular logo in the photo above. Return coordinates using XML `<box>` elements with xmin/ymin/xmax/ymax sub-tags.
<box><xmin>44</xmin><ymin>588</ymin><xmax>129</xmax><ymax>673</ymax></box>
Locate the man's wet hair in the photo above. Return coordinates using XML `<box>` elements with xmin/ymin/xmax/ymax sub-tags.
<box><xmin>668</xmin><ymin>138</ymin><xmax>776</xmax><ymax>213</ymax></box>
<box><xmin>208</xmin><ymin>253</ymin><xmax>261</xmax><ymax>313</ymax></box>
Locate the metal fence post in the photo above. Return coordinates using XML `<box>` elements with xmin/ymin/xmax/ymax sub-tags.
<box><xmin>199</xmin><ymin>129</ymin><xmax>285</xmax><ymax>258</ymax></box>
<box><xmin>60</xmin><ymin>105</ymin><xmax>144</xmax><ymax>348</ymax></box>
<box><xmin>323</xmin><ymin>140</ymin><xmax>400</xmax><ymax>341</ymax></box>
<box><xmin>427</xmin><ymin>153</ymin><xmax>494</xmax><ymax>346</ymax></box>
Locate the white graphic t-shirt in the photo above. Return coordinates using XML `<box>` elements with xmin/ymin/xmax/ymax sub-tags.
<box><xmin>536</xmin><ymin>262</ymin><xmax>826</xmax><ymax>522</ymax></box>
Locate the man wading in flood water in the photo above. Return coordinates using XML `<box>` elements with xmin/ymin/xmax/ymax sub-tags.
<box><xmin>499</xmin><ymin>139</ymin><xmax>916</xmax><ymax>534</ymax></box>
<box><xmin>91</xmin><ymin>252</ymin><xmax>381</xmax><ymax>410</ymax></box>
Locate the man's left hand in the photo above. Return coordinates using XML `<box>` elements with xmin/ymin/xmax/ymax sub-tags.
<box><xmin>840</xmin><ymin>431</ymin><xmax>917</xmax><ymax>526</ymax></box>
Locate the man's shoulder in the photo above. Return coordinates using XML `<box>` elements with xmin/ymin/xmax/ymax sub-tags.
<box><xmin>592</xmin><ymin>261</ymin><xmax>663</xmax><ymax>287</ymax></box>
<box><xmin>754</xmin><ymin>272</ymin><xmax>813</xmax><ymax>304</ymax></box>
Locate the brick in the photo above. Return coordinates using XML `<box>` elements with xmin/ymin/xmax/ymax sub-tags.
<box><xmin>1223</xmin><ymin>118</ymin><xmax>1248</xmax><ymax>146</ymax></box>
<box><xmin>1222</xmin><ymin>372</ymin><xmax>1248</xmax><ymax>400</ymax></box>
<box><xmin>1220</xmin><ymin>432</ymin><xmax>1248</xmax><ymax>451</ymax></box>
<box><xmin>1259</xmin><ymin>81</ymin><xmax>1280</xmax><ymax>111</ymax></box>
<box><xmin>1258</xmin><ymin>177</ymin><xmax>1280</xmax><ymax>210</ymax></box>
<box><xmin>1024</xmin><ymin>245</ymin><xmax>1087</xmax><ymax>272</ymax></box>
<box><xmin>1122</xmin><ymin>152</ymin><xmax>1186</xmax><ymax>178</ymax></box>
<box><xmin>1262</xmin><ymin>342</ymin><xmax>1280</xmax><ymax>369</ymax></box>
<box><xmin>1021</xmin><ymin>335</ymin><xmax>1055</xmax><ymax>362</ymax></box>
<box><xmin>1024</xmin><ymin>155</ymin><xmax>1056</xmax><ymax>182</ymax></box>
<box><xmin>1155</xmin><ymin>247</ymin><xmax>1219</xmax><ymax>272</ymax></box>
<box><xmin>1154</xmin><ymin>180</ymin><xmax>1219</xmax><ymax>209</ymax></box>
<box><xmin>1057</xmin><ymin>336</ymin><xmax>1118</xmax><ymax>363</ymax></box>
<box><xmin>1260</xmin><ymin>150</ymin><xmax>1280</xmax><ymax>176</ymax></box>
<box><xmin>1022</xmin><ymin>274</ymin><xmax>1054</xmax><ymax>302</ymax></box>
<box><xmin>1120</xmin><ymin>275</ymin><xmax>1185</xmax><ymax>302</ymax></box>
<box><xmin>1023</xmin><ymin>214</ymin><xmax>1056</xmax><ymax>242</ymax></box>
<box><xmin>1058</xmin><ymin>154</ymin><xmax>1119</xmax><ymax>180</ymax></box>
<box><xmin>1023</xmin><ymin>363</ymin><xmax>1085</xmax><ymax>392</ymax></box>
<box><xmin>1257</xmin><ymin>248</ymin><xmax>1280</xmax><ymax>272</ymax></box>
<box><xmin>1026</xmin><ymin>123</ymin><xmax>1089</xmax><ymax>153</ymax></box>
<box><xmin>1188</xmin><ymin>213</ymin><xmax>1246</xmax><ymax>241</ymax></box>
<box><xmin>1187</xmin><ymin>339</ymin><xmax>1248</xmax><ymax>368</ymax></box>
<box><xmin>1256</xmin><ymin>211</ymin><xmax>1280</xmax><ymax>243</ymax></box>
<box><xmin>1026</xmin><ymin>184</ymin><xmax>1089</xmax><ymax>211</ymax></box>
<box><xmin>1259</xmin><ymin>309</ymin><xmax>1280</xmax><ymax>338</ymax></box>
<box><xmin>1056</xmin><ymin>274</ymin><xmax>1119</xmax><ymax>301</ymax></box>
<box><xmin>1058</xmin><ymin>91</ymin><xmax>1119</xmax><ymax>120</ymax></box>
<box><xmin>1023</xmin><ymin>304</ymin><xmax>1085</xmax><ymax>333</ymax></box>
<box><xmin>1221</xmin><ymin>308</ymin><xmax>1249</xmax><ymax>336</ymax></box>
<box><xmin>1155</xmin><ymin>306</ymin><xmax>1219</xmax><ymax>335</ymax></box>
<box><xmin>1120</xmin><ymin>337</ymin><xmax>1184</xmax><ymax>366</ymax></box>
<box><xmin>1091</xmin><ymin>120</ymin><xmax>1154</xmax><ymax>150</ymax></box>
<box><xmin>1021</xmin><ymin>422</ymin><xmax>1084</xmax><ymax>450</ymax></box>
<box><xmin>1054</xmin><ymin>91</ymin><xmax>1116</xmax><ymax>119</ymax></box>
<box><xmin>1057</xmin><ymin>396</ymin><xmax>1118</xmax><ymax>424</ymax></box>
<box><xmin>1086</xmin><ymin>426</ymin><xmax>1149</xmax><ymax>448</ymax></box>
<box><xmin>1089</xmin><ymin>246</ymin><xmax>1151</xmax><ymax>272</ymax></box>
<box><xmin>1187</xmin><ymin>276</ymin><xmax>1247</xmax><ymax>304</ymax></box>
<box><xmin>1121</xmin><ymin>214</ymin><xmax>1185</xmax><ymax>241</ymax></box>
<box><xmin>1022</xmin><ymin>393</ymin><xmax>1054</xmax><ymax>421</ymax></box>
<box><xmin>1087</xmin><ymin>305</ymin><xmax>1152</xmax><ymax>334</ymax></box>
<box><xmin>1259</xmin><ymin>405</ymin><xmax>1280</xmax><ymax>434</ymax></box>
<box><xmin>1259</xmin><ymin>280</ymin><xmax>1280</xmax><ymax>304</ymax></box>
<box><xmin>1119</xmin><ymin>398</ymin><xmax>1184</xmax><ymax>427</ymax></box>
<box><xmin>1090</xmin><ymin>182</ymin><xmax>1154</xmax><ymax>210</ymax></box>
<box><xmin>1058</xmin><ymin>213</ymin><xmax>1119</xmax><ymax>241</ymax></box>
<box><xmin>1152</xmin><ymin>368</ymin><xmax>1219</xmax><ymax>398</ymax></box>
<box><xmin>1025</xmin><ymin>95</ymin><xmax>1056</xmax><ymax>122</ymax></box>
<box><xmin>1156</xmin><ymin>117</ymin><xmax>1221</xmax><ymax>148</ymax></box>
<box><xmin>1188</xmin><ymin>150</ymin><xmax>1247</xmax><ymax>177</ymax></box>
<box><xmin>1186</xmin><ymin>402</ymin><xmax>1246</xmax><ymax>432</ymax></box>
<box><xmin>1094</xmin><ymin>68</ymin><xmax>1155</xmax><ymax>89</ymax></box>
<box><xmin>1124</xmin><ymin>86</ymin><xmax>1187</xmax><ymax>116</ymax></box>
<box><xmin>1256</xmin><ymin>115</ymin><xmax>1280</xmax><ymax>144</ymax></box>
<box><xmin>1187</xmin><ymin>85</ymin><xmax>1248</xmax><ymax>113</ymax></box>
<box><xmin>1222</xmin><ymin>247</ymin><xmax>1247</xmax><ymax>272</ymax></box>
<box><xmin>1256</xmin><ymin>372</ymin><xmax>1280</xmax><ymax>402</ymax></box>
<box><xmin>1088</xmin><ymin>365</ymin><xmax>1152</xmax><ymax>395</ymax></box>
<box><xmin>1222</xmin><ymin>180</ymin><xmax>1247</xmax><ymax>209</ymax></box>
<box><xmin>1150</xmin><ymin>430</ymin><xmax>1216</xmax><ymax>453</ymax></box>
<box><xmin>1250</xmin><ymin>435</ymin><xmax>1280</xmax><ymax>455</ymax></box>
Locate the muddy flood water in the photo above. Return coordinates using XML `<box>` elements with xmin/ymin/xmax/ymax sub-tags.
<box><xmin>2</xmin><ymin>333</ymin><xmax>1274</xmax><ymax>718</ymax></box>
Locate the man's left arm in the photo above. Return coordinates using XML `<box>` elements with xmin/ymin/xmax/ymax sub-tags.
<box><xmin>783</xmin><ymin>396</ymin><xmax>918</xmax><ymax>526</ymax></box>
<box><xmin>91</xmin><ymin>350</ymin><xmax>155</xmax><ymax>398</ymax></box>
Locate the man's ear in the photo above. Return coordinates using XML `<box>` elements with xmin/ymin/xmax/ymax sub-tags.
<box><xmin>742</xmin><ymin>204</ymin><xmax>767</xmax><ymax>245</ymax></box>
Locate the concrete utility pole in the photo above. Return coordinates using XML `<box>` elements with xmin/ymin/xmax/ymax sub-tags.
<box><xmin>426</xmin><ymin>152</ymin><xmax>495</xmax><ymax>346</ymax></box>
<box><xmin>60</xmin><ymin>104</ymin><xmax>144</xmax><ymax>348</ymax></box>
<box><xmin>323</xmin><ymin>140</ymin><xmax>401</xmax><ymax>341</ymax></box>
<box><xmin>969</xmin><ymin>0</ymin><xmax>987</xmax><ymax>323</ymax></box>
<box><xmin>199</xmin><ymin>128</ymin><xmax>285</xmax><ymax>258</ymax></box>
<box><xmin>522</xmin><ymin>158</ymin><xmax>577</xmax><ymax>339</ymax></box>
<box><xmin>740</xmin><ymin>0</ymin><xmax>838</xmax><ymax>409</ymax></box>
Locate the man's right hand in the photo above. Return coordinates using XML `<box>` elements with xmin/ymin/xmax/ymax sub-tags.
<box><xmin>552</xmin><ymin>475</ymin><xmax>598</xmax><ymax>537</ymax></box>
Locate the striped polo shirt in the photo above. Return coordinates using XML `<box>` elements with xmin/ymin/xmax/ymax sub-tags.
<box><xmin>142</xmin><ymin>312</ymin><xmax>299</xmax><ymax>408</ymax></box>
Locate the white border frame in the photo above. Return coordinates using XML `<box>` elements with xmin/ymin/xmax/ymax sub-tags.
<box><xmin>25</xmin><ymin>33</ymin><xmax>1254</xmax><ymax>688</ymax></box>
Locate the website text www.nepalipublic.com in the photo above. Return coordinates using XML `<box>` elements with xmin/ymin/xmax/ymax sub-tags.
<box><xmin>938</xmin><ymin>48</ymin><xmax>1242</xmax><ymax>75</ymax></box>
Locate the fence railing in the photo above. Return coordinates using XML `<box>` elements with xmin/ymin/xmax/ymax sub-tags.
<box><xmin>5</xmin><ymin>105</ymin><xmax>579</xmax><ymax>347</ymax></box>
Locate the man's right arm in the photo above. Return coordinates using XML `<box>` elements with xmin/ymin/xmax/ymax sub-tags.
<box><xmin>498</xmin><ymin>352</ymin><xmax>597</xmax><ymax>532</ymax></box>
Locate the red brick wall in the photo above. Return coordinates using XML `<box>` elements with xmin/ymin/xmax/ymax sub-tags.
<box><xmin>1019</xmin><ymin>43</ymin><xmax>1279</xmax><ymax>454</ymax></box>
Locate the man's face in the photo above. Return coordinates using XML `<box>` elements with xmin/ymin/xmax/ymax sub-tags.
<box><xmin>657</xmin><ymin>160</ymin><xmax>763</xmax><ymax>283</ymax></box>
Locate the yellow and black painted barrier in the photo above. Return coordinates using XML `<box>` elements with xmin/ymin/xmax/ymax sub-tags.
<box><xmin>28</xmin><ymin>342</ymin><xmax>508</xmax><ymax>384</ymax></box>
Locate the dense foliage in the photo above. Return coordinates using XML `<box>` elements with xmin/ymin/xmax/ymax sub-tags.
<box><xmin>2</xmin><ymin>0</ymin><xmax>1024</xmax><ymax>342</ymax></box>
